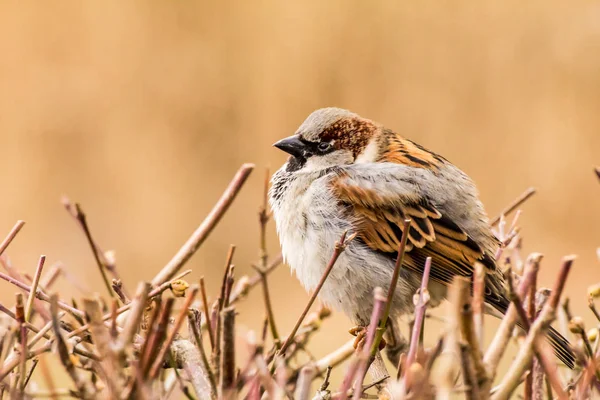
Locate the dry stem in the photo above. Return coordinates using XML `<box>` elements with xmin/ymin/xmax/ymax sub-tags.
<box><xmin>490</xmin><ymin>187</ymin><xmax>536</xmax><ymax>226</ymax></box>
<box><xmin>151</xmin><ymin>163</ymin><xmax>254</xmax><ymax>287</ymax></box>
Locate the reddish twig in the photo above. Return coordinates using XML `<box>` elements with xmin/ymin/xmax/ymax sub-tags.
<box><xmin>492</xmin><ymin>256</ymin><xmax>574</xmax><ymax>400</ymax></box>
<box><xmin>372</xmin><ymin>219</ymin><xmax>411</xmax><ymax>356</ymax></box>
<box><xmin>141</xmin><ymin>298</ymin><xmax>174</xmax><ymax>378</ymax></box>
<box><xmin>199</xmin><ymin>277</ymin><xmax>215</xmax><ymax>350</ymax></box>
<box><xmin>472</xmin><ymin>262</ymin><xmax>486</xmax><ymax>348</ymax></box>
<box><xmin>15</xmin><ymin>293</ymin><xmax>27</xmax><ymax>391</ymax></box>
<box><xmin>491</xmin><ymin>187</ymin><xmax>536</xmax><ymax>226</ymax></box>
<box><xmin>24</xmin><ymin>255</ymin><xmax>46</xmax><ymax>323</ymax></box>
<box><xmin>0</xmin><ymin>220</ymin><xmax>25</xmax><ymax>257</ymax></box>
<box><xmin>0</xmin><ymin>270</ymin><xmax>85</xmax><ymax>319</ymax></box>
<box><xmin>148</xmin><ymin>286</ymin><xmax>199</xmax><ymax>379</ymax></box>
<box><xmin>350</xmin><ymin>287</ymin><xmax>387</xmax><ymax>400</ymax></box>
<box><xmin>404</xmin><ymin>257</ymin><xmax>432</xmax><ymax>374</ymax></box>
<box><xmin>219</xmin><ymin>306</ymin><xmax>236</xmax><ymax>400</ymax></box>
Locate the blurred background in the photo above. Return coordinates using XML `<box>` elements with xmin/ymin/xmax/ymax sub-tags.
<box><xmin>0</xmin><ymin>0</ymin><xmax>599</xmax><ymax>393</ymax></box>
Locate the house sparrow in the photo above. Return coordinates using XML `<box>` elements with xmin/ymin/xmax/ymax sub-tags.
<box><xmin>269</xmin><ymin>107</ymin><xmax>574</xmax><ymax>367</ymax></box>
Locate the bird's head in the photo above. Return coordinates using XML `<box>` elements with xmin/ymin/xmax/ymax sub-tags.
<box><xmin>273</xmin><ymin>107</ymin><xmax>382</xmax><ymax>172</ymax></box>
<box><xmin>274</xmin><ymin>107</ymin><xmax>445</xmax><ymax>173</ymax></box>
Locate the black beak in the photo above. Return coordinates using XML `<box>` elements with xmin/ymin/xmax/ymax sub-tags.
<box><xmin>273</xmin><ymin>135</ymin><xmax>306</xmax><ymax>158</ymax></box>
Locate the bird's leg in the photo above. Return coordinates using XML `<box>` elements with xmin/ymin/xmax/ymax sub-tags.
<box><xmin>384</xmin><ymin>319</ymin><xmax>408</xmax><ymax>366</ymax></box>
<box><xmin>348</xmin><ymin>325</ymin><xmax>387</xmax><ymax>351</ymax></box>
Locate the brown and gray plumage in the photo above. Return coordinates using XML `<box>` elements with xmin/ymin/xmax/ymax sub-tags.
<box><xmin>269</xmin><ymin>107</ymin><xmax>574</xmax><ymax>368</ymax></box>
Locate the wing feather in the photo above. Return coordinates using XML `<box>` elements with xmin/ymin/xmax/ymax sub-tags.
<box><xmin>331</xmin><ymin>170</ymin><xmax>500</xmax><ymax>287</ymax></box>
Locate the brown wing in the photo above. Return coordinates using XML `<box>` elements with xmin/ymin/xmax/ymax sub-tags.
<box><xmin>331</xmin><ymin>174</ymin><xmax>501</xmax><ymax>291</ymax></box>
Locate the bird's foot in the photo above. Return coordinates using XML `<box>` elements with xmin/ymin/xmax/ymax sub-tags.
<box><xmin>348</xmin><ymin>325</ymin><xmax>386</xmax><ymax>351</ymax></box>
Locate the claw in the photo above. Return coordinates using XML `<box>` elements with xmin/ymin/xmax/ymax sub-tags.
<box><xmin>349</xmin><ymin>325</ymin><xmax>387</xmax><ymax>351</ymax></box>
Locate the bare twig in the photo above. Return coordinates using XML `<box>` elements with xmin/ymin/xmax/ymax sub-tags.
<box><xmin>141</xmin><ymin>298</ymin><xmax>174</xmax><ymax>378</ymax></box>
<box><xmin>491</xmin><ymin>256</ymin><xmax>573</xmax><ymax>400</ymax></box>
<box><xmin>148</xmin><ymin>286</ymin><xmax>199</xmax><ymax>380</ymax></box>
<box><xmin>351</xmin><ymin>287</ymin><xmax>387</xmax><ymax>400</ymax></box>
<box><xmin>484</xmin><ymin>253</ymin><xmax>541</xmax><ymax>378</ymax></box>
<box><xmin>472</xmin><ymin>262</ymin><xmax>486</xmax><ymax>348</ymax></box>
<box><xmin>313</xmin><ymin>339</ymin><xmax>355</xmax><ymax>375</ymax></box>
<box><xmin>25</xmin><ymin>255</ymin><xmax>46</xmax><ymax>323</ymax></box>
<box><xmin>16</xmin><ymin>293</ymin><xmax>27</xmax><ymax>391</ymax></box>
<box><xmin>172</xmin><ymin>339</ymin><xmax>215</xmax><ymax>400</ymax></box>
<box><xmin>49</xmin><ymin>294</ymin><xmax>91</xmax><ymax>397</ymax></box>
<box><xmin>82</xmin><ymin>298</ymin><xmax>122</xmax><ymax>397</ymax></box>
<box><xmin>278</xmin><ymin>230</ymin><xmax>355</xmax><ymax>356</ymax></box>
<box><xmin>372</xmin><ymin>219</ymin><xmax>411</xmax><ymax>357</ymax></box>
<box><xmin>199</xmin><ymin>277</ymin><xmax>215</xmax><ymax>350</ymax></box>
<box><xmin>0</xmin><ymin>221</ymin><xmax>25</xmax><ymax>257</ymax></box>
<box><xmin>70</xmin><ymin>202</ymin><xmax>116</xmax><ymax>299</ymax></box>
<box><xmin>229</xmin><ymin>253</ymin><xmax>283</xmax><ymax>305</ymax></box>
<box><xmin>524</xmin><ymin>261</ymin><xmax>538</xmax><ymax>400</ymax></box>
<box><xmin>188</xmin><ymin>309</ymin><xmax>217</xmax><ymax>398</ymax></box>
<box><xmin>491</xmin><ymin>187</ymin><xmax>536</xmax><ymax>226</ymax></box>
<box><xmin>253</xmin><ymin>264</ymin><xmax>280</xmax><ymax>345</ymax></box>
<box><xmin>295</xmin><ymin>365</ymin><xmax>317</xmax><ymax>400</ymax></box>
<box><xmin>0</xmin><ymin>270</ymin><xmax>85</xmax><ymax>319</ymax></box>
<box><xmin>404</xmin><ymin>257</ymin><xmax>432</xmax><ymax>374</ymax></box>
<box><xmin>219</xmin><ymin>306</ymin><xmax>236</xmax><ymax>400</ymax></box>
<box><xmin>152</xmin><ymin>163</ymin><xmax>254</xmax><ymax>287</ymax></box>
<box><xmin>62</xmin><ymin>198</ymin><xmax>127</xmax><ymax>296</ymax></box>
<box><xmin>117</xmin><ymin>281</ymin><xmax>150</xmax><ymax>352</ymax></box>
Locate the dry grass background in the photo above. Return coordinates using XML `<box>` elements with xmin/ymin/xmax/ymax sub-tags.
<box><xmin>0</xmin><ymin>0</ymin><xmax>599</xmax><ymax>394</ymax></box>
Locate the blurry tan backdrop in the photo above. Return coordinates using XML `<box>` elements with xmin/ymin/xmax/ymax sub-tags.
<box><xmin>0</xmin><ymin>0</ymin><xmax>599</xmax><ymax>391</ymax></box>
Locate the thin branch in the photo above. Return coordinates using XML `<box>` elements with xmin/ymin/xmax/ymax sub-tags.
<box><xmin>0</xmin><ymin>270</ymin><xmax>85</xmax><ymax>319</ymax></box>
<box><xmin>404</xmin><ymin>257</ymin><xmax>432</xmax><ymax>373</ymax></box>
<box><xmin>199</xmin><ymin>277</ymin><xmax>215</xmax><ymax>350</ymax></box>
<box><xmin>253</xmin><ymin>264</ymin><xmax>279</xmax><ymax>344</ymax></box>
<box><xmin>351</xmin><ymin>287</ymin><xmax>387</xmax><ymax>400</ymax></box>
<box><xmin>141</xmin><ymin>298</ymin><xmax>174</xmax><ymax>378</ymax></box>
<box><xmin>0</xmin><ymin>220</ymin><xmax>25</xmax><ymax>256</ymax></box>
<box><xmin>117</xmin><ymin>281</ymin><xmax>150</xmax><ymax>352</ymax></box>
<box><xmin>278</xmin><ymin>231</ymin><xmax>355</xmax><ymax>356</ymax></box>
<box><xmin>152</xmin><ymin>163</ymin><xmax>254</xmax><ymax>287</ymax></box>
<box><xmin>491</xmin><ymin>256</ymin><xmax>573</xmax><ymax>400</ymax></box>
<box><xmin>49</xmin><ymin>294</ymin><xmax>91</xmax><ymax>397</ymax></box>
<box><xmin>229</xmin><ymin>253</ymin><xmax>283</xmax><ymax>305</ymax></box>
<box><xmin>188</xmin><ymin>309</ymin><xmax>217</xmax><ymax>398</ymax></box>
<box><xmin>373</xmin><ymin>219</ymin><xmax>411</xmax><ymax>355</ymax></box>
<box><xmin>25</xmin><ymin>255</ymin><xmax>46</xmax><ymax>323</ymax></box>
<box><xmin>219</xmin><ymin>306</ymin><xmax>236</xmax><ymax>400</ymax></box>
<box><xmin>313</xmin><ymin>339</ymin><xmax>355</xmax><ymax>375</ymax></box>
<box><xmin>294</xmin><ymin>365</ymin><xmax>317</xmax><ymax>400</ymax></box>
<box><xmin>148</xmin><ymin>286</ymin><xmax>199</xmax><ymax>379</ymax></box>
<box><xmin>484</xmin><ymin>253</ymin><xmax>541</xmax><ymax>378</ymax></box>
<box><xmin>472</xmin><ymin>262</ymin><xmax>486</xmax><ymax>348</ymax></box>
<box><xmin>16</xmin><ymin>293</ymin><xmax>27</xmax><ymax>391</ymax></box>
<box><xmin>71</xmin><ymin>202</ymin><xmax>116</xmax><ymax>299</ymax></box>
<box><xmin>491</xmin><ymin>187</ymin><xmax>536</xmax><ymax>226</ymax></box>
<box><xmin>171</xmin><ymin>340</ymin><xmax>215</xmax><ymax>400</ymax></box>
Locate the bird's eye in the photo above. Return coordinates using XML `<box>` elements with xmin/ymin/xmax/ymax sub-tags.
<box><xmin>317</xmin><ymin>142</ymin><xmax>332</xmax><ymax>152</ymax></box>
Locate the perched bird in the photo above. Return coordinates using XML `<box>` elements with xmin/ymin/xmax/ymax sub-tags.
<box><xmin>269</xmin><ymin>107</ymin><xmax>574</xmax><ymax>367</ymax></box>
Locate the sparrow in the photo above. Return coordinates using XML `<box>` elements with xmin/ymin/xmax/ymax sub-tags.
<box><xmin>269</xmin><ymin>107</ymin><xmax>574</xmax><ymax>368</ymax></box>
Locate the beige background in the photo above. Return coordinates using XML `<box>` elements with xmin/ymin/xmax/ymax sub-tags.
<box><xmin>0</xmin><ymin>0</ymin><xmax>599</xmax><ymax>392</ymax></box>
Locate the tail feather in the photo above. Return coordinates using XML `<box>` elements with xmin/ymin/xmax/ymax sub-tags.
<box><xmin>487</xmin><ymin>292</ymin><xmax>575</xmax><ymax>369</ymax></box>
<box><xmin>547</xmin><ymin>327</ymin><xmax>575</xmax><ymax>369</ymax></box>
